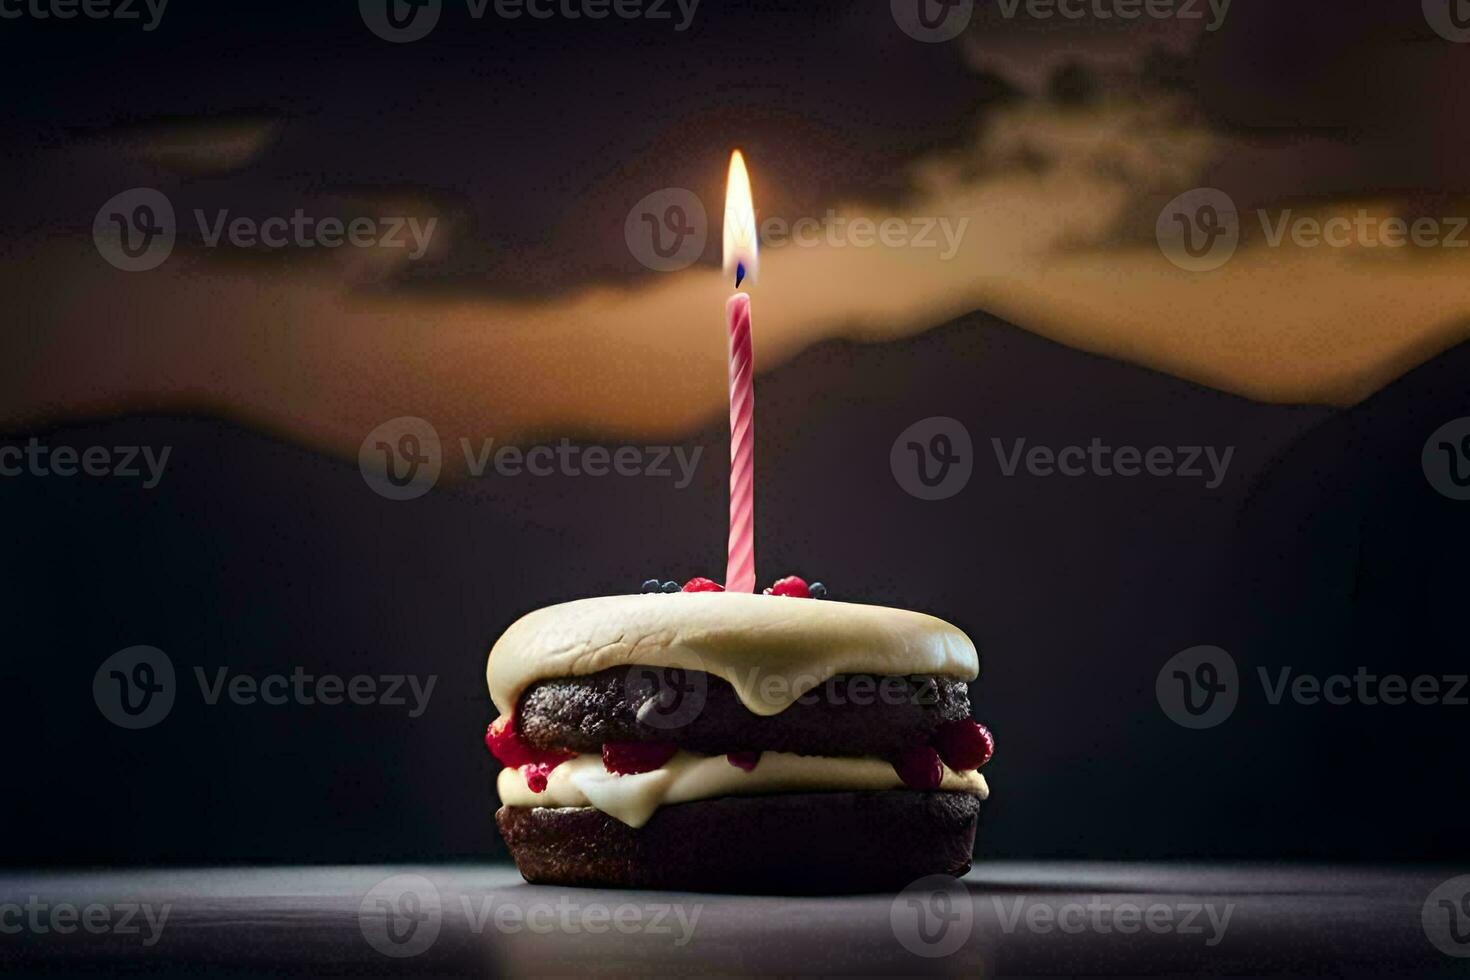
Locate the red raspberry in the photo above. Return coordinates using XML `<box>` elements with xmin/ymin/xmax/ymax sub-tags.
<box><xmin>726</xmin><ymin>751</ymin><xmax>762</xmax><ymax>772</ymax></box>
<box><xmin>484</xmin><ymin>715</ymin><xmax>572</xmax><ymax>769</ymax></box>
<box><xmin>520</xmin><ymin>762</ymin><xmax>556</xmax><ymax>793</ymax></box>
<box><xmin>484</xmin><ymin>715</ymin><xmax>535</xmax><ymax>767</ymax></box>
<box><xmin>768</xmin><ymin>575</ymin><xmax>810</xmax><ymax>598</ymax></box>
<box><xmin>682</xmin><ymin>577</ymin><xmax>725</xmax><ymax>592</ymax></box>
<box><xmin>602</xmin><ymin>741</ymin><xmax>678</xmax><ymax>774</ymax></box>
<box><xmin>933</xmin><ymin>720</ymin><xmax>994</xmax><ymax>771</ymax></box>
<box><xmin>892</xmin><ymin>745</ymin><xmax>944</xmax><ymax>790</ymax></box>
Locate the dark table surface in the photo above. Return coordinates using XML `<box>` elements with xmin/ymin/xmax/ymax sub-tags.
<box><xmin>2</xmin><ymin>862</ymin><xmax>1468</xmax><ymax>977</ymax></box>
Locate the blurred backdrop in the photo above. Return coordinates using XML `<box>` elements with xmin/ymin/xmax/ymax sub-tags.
<box><xmin>2</xmin><ymin>0</ymin><xmax>1469</xmax><ymax>865</ymax></box>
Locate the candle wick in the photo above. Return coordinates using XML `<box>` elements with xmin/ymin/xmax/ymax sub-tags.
<box><xmin>735</xmin><ymin>262</ymin><xmax>745</xmax><ymax>289</ymax></box>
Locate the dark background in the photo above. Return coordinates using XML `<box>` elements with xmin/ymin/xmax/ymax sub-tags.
<box><xmin>8</xmin><ymin>314</ymin><xmax>1470</xmax><ymax>865</ymax></box>
<box><xmin>3</xmin><ymin>1</ymin><xmax>1470</xmax><ymax>867</ymax></box>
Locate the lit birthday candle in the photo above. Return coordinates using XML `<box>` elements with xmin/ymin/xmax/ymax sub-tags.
<box><xmin>723</xmin><ymin>150</ymin><xmax>759</xmax><ymax>593</ymax></box>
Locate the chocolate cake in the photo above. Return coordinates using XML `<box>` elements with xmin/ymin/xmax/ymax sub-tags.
<box><xmin>484</xmin><ymin>585</ymin><xmax>994</xmax><ymax>893</ymax></box>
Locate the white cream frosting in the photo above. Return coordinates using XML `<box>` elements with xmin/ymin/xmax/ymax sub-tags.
<box><xmin>487</xmin><ymin>592</ymin><xmax>978</xmax><ymax>717</ymax></box>
<box><xmin>497</xmin><ymin>751</ymin><xmax>989</xmax><ymax>829</ymax></box>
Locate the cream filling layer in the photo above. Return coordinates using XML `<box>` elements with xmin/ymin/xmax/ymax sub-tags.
<box><xmin>496</xmin><ymin>751</ymin><xmax>990</xmax><ymax>829</ymax></box>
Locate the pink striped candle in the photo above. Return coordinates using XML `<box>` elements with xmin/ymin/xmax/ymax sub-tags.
<box><xmin>725</xmin><ymin>292</ymin><xmax>755</xmax><ymax>593</ymax></box>
<box><xmin>723</xmin><ymin>150</ymin><xmax>759</xmax><ymax>592</ymax></box>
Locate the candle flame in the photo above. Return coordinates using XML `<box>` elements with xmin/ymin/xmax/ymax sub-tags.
<box><xmin>723</xmin><ymin>150</ymin><xmax>758</xmax><ymax>288</ymax></box>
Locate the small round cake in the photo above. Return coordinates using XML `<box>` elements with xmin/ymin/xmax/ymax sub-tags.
<box><xmin>484</xmin><ymin>585</ymin><xmax>993</xmax><ymax>893</ymax></box>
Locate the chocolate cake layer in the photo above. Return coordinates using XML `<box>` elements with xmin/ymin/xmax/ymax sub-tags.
<box><xmin>497</xmin><ymin>791</ymin><xmax>982</xmax><ymax>893</ymax></box>
<box><xmin>515</xmin><ymin>667</ymin><xmax>970</xmax><ymax>757</ymax></box>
